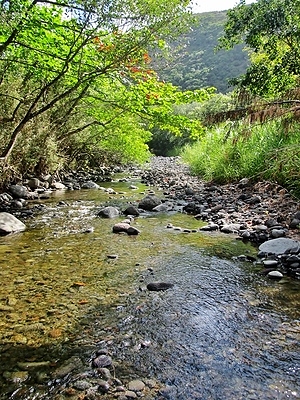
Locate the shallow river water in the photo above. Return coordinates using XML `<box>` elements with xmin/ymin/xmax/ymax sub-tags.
<box><xmin>0</xmin><ymin>175</ymin><xmax>299</xmax><ymax>399</ymax></box>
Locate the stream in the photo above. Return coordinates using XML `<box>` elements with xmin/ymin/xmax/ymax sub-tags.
<box><xmin>0</xmin><ymin>174</ymin><xmax>299</xmax><ymax>399</ymax></box>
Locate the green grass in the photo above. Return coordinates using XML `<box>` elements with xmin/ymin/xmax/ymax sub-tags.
<box><xmin>181</xmin><ymin>119</ymin><xmax>300</xmax><ymax>197</ymax></box>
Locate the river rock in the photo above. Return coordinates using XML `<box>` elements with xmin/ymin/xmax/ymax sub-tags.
<box><xmin>92</xmin><ymin>354</ymin><xmax>112</xmax><ymax>368</ymax></box>
<box><xmin>199</xmin><ymin>223</ymin><xmax>219</xmax><ymax>231</ymax></box>
<box><xmin>289</xmin><ymin>218</ymin><xmax>300</xmax><ymax>229</ymax></box>
<box><xmin>128</xmin><ymin>379</ymin><xmax>145</xmax><ymax>392</ymax></box>
<box><xmin>73</xmin><ymin>380</ymin><xmax>92</xmax><ymax>390</ymax></box>
<box><xmin>98</xmin><ymin>206</ymin><xmax>119</xmax><ymax>218</ymax></box>
<box><xmin>127</xmin><ymin>226</ymin><xmax>140</xmax><ymax>235</ymax></box>
<box><xmin>112</xmin><ymin>222</ymin><xmax>140</xmax><ymax>235</ymax></box>
<box><xmin>51</xmin><ymin>182</ymin><xmax>66</xmax><ymax>190</ymax></box>
<box><xmin>0</xmin><ymin>212</ymin><xmax>26</xmax><ymax>235</ymax></box>
<box><xmin>98</xmin><ymin>379</ymin><xmax>110</xmax><ymax>393</ymax></box>
<box><xmin>124</xmin><ymin>390</ymin><xmax>137</xmax><ymax>398</ymax></box>
<box><xmin>147</xmin><ymin>282</ymin><xmax>174</xmax><ymax>291</ymax></box>
<box><xmin>262</xmin><ymin>259</ymin><xmax>278</xmax><ymax>267</ymax></box>
<box><xmin>123</xmin><ymin>205</ymin><xmax>140</xmax><ymax>216</ymax></box>
<box><xmin>267</xmin><ymin>270</ymin><xmax>284</xmax><ymax>279</ymax></box>
<box><xmin>220</xmin><ymin>223</ymin><xmax>241</xmax><ymax>234</ymax></box>
<box><xmin>152</xmin><ymin>203</ymin><xmax>171</xmax><ymax>212</ymax></box>
<box><xmin>112</xmin><ymin>222</ymin><xmax>130</xmax><ymax>233</ymax></box>
<box><xmin>259</xmin><ymin>238</ymin><xmax>300</xmax><ymax>255</ymax></box>
<box><xmin>8</xmin><ymin>184</ymin><xmax>29</xmax><ymax>199</ymax></box>
<box><xmin>81</xmin><ymin>181</ymin><xmax>100</xmax><ymax>189</ymax></box>
<box><xmin>52</xmin><ymin>356</ymin><xmax>83</xmax><ymax>378</ymax></box>
<box><xmin>271</xmin><ymin>229</ymin><xmax>286</xmax><ymax>238</ymax></box>
<box><xmin>138</xmin><ymin>194</ymin><xmax>161</xmax><ymax>211</ymax></box>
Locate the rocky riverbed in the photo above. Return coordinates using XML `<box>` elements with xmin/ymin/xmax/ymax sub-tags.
<box><xmin>1</xmin><ymin>156</ymin><xmax>300</xmax><ymax>278</ymax></box>
<box><xmin>0</xmin><ymin>156</ymin><xmax>300</xmax><ymax>399</ymax></box>
<box><xmin>141</xmin><ymin>157</ymin><xmax>300</xmax><ymax>279</ymax></box>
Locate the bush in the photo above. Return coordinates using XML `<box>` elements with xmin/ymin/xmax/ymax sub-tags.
<box><xmin>181</xmin><ymin>119</ymin><xmax>300</xmax><ymax>196</ymax></box>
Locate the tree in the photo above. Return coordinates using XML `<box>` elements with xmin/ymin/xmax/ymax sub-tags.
<box><xmin>0</xmin><ymin>0</ymin><xmax>208</xmax><ymax>178</ymax></box>
<box><xmin>219</xmin><ymin>0</ymin><xmax>300</xmax><ymax>97</ymax></box>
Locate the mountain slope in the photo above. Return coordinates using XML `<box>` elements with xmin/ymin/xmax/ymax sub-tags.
<box><xmin>159</xmin><ymin>11</ymin><xmax>249</xmax><ymax>93</ymax></box>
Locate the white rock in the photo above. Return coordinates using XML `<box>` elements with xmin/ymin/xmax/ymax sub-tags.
<box><xmin>0</xmin><ymin>212</ymin><xmax>26</xmax><ymax>235</ymax></box>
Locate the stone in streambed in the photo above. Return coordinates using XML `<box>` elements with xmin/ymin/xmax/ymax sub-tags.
<box><xmin>259</xmin><ymin>238</ymin><xmax>300</xmax><ymax>255</ymax></box>
<box><xmin>98</xmin><ymin>206</ymin><xmax>119</xmax><ymax>218</ymax></box>
<box><xmin>81</xmin><ymin>181</ymin><xmax>100</xmax><ymax>189</ymax></box>
<box><xmin>138</xmin><ymin>194</ymin><xmax>161</xmax><ymax>211</ymax></box>
<box><xmin>147</xmin><ymin>282</ymin><xmax>174</xmax><ymax>291</ymax></box>
<box><xmin>267</xmin><ymin>270</ymin><xmax>284</xmax><ymax>280</ymax></box>
<box><xmin>92</xmin><ymin>355</ymin><xmax>112</xmax><ymax>368</ymax></box>
<box><xmin>123</xmin><ymin>205</ymin><xmax>140</xmax><ymax>216</ymax></box>
<box><xmin>112</xmin><ymin>222</ymin><xmax>140</xmax><ymax>235</ymax></box>
<box><xmin>52</xmin><ymin>356</ymin><xmax>83</xmax><ymax>378</ymax></box>
<box><xmin>0</xmin><ymin>212</ymin><xmax>26</xmax><ymax>235</ymax></box>
<box><xmin>8</xmin><ymin>184</ymin><xmax>29</xmax><ymax>199</ymax></box>
<box><xmin>128</xmin><ymin>379</ymin><xmax>145</xmax><ymax>392</ymax></box>
<box><xmin>220</xmin><ymin>223</ymin><xmax>241</xmax><ymax>234</ymax></box>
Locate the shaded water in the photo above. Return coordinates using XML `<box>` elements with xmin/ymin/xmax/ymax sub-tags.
<box><xmin>0</xmin><ymin>176</ymin><xmax>299</xmax><ymax>399</ymax></box>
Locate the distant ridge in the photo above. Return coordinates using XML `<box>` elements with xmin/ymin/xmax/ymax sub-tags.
<box><xmin>159</xmin><ymin>11</ymin><xmax>249</xmax><ymax>93</ymax></box>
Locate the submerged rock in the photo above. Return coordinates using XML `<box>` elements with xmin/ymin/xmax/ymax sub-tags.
<box><xmin>92</xmin><ymin>354</ymin><xmax>112</xmax><ymax>368</ymax></box>
<box><xmin>147</xmin><ymin>282</ymin><xmax>174</xmax><ymax>291</ymax></box>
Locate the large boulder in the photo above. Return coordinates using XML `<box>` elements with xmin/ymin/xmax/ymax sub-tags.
<box><xmin>0</xmin><ymin>212</ymin><xmax>26</xmax><ymax>235</ymax></box>
<box><xmin>259</xmin><ymin>238</ymin><xmax>300</xmax><ymax>255</ymax></box>
<box><xmin>138</xmin><ymin>194</ymin><xmax>161</xmax><ymax>211</ymax></box>
<box><xmin>8</xmin><ymin>185</ymin><xmax>29</xmax><ymax>199</ymax></box>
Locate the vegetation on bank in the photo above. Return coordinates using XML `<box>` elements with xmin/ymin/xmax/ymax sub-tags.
<box><xmin>181</xmin><ymin>119</ymin><xmax>300</xmax><ymax>196</ymax></box>
<box><xmin>0</xmin><ymin>0</ymin><xmax>299</xmax><ymax>198</ymax></box>
<box><xmin>0</xmin><ymin>0</ymin><xmax>212</xmax><ymax>187</ymax></box>
<box><xmin>182</xmin><ymin>0</ymin><xmax>300</xmax><ymax>197</ymax></box>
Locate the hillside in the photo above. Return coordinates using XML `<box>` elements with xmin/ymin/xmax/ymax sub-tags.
<box><xmin>158</xmin><ymin>11</ymin><xmax>249</xmax><ymax>93</ymax></box>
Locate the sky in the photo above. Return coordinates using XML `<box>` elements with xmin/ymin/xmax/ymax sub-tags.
<box><xmin>191</xmin><ymin>0</ymin><xmax>255</xmax><ymax>13</ymax></box>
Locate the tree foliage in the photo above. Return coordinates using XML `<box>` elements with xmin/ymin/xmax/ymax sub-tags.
<box><xmin>0</xmin><ymin>0</ymin><xmax>212</xmax><ymax>183</ymax></box>
<box><xmin>219</xmin><ymin>0</ymin><xmax>300</xmax><ymax>97</ymax></box>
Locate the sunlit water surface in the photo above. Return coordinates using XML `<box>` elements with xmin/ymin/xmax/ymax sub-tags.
<box><xmin>0</xmin><ymin>177</ymin><xmax>299</xmax><ymax>399</ymax></box>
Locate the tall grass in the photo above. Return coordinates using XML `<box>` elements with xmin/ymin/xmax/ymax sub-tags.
<box><xmin>181</xmin><ymin>119</ymin><xmax>300</xmax><ymax>197</ymax></box>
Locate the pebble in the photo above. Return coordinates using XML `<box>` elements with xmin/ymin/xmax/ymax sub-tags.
<box><xmin>124</xmin><ymin>390</ymin><xmax>137</xmax><ymax>398</ymax></box>
<box><xmin>73</xmin><ymin>380</ymin><xmax>92</xmax><ymax>390</ymax></box>
<box><xmin>267</xmin><ymin>271</ymin><xmax>284</xmax><ymax>279</ymax></box>
<box><xmin>128</xmin><ymin>379</ymin><xmax>145</xmax><ymax>392</ymax></box>
<box><xmin>92</xmin><ymin>354</ymin><xmax>113</xmax><ymax>368</ymax></box>
<box><xmin>262</xmin><ymin>260</ymin><xmax>278</xmax><ymax>267</ymax></box>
